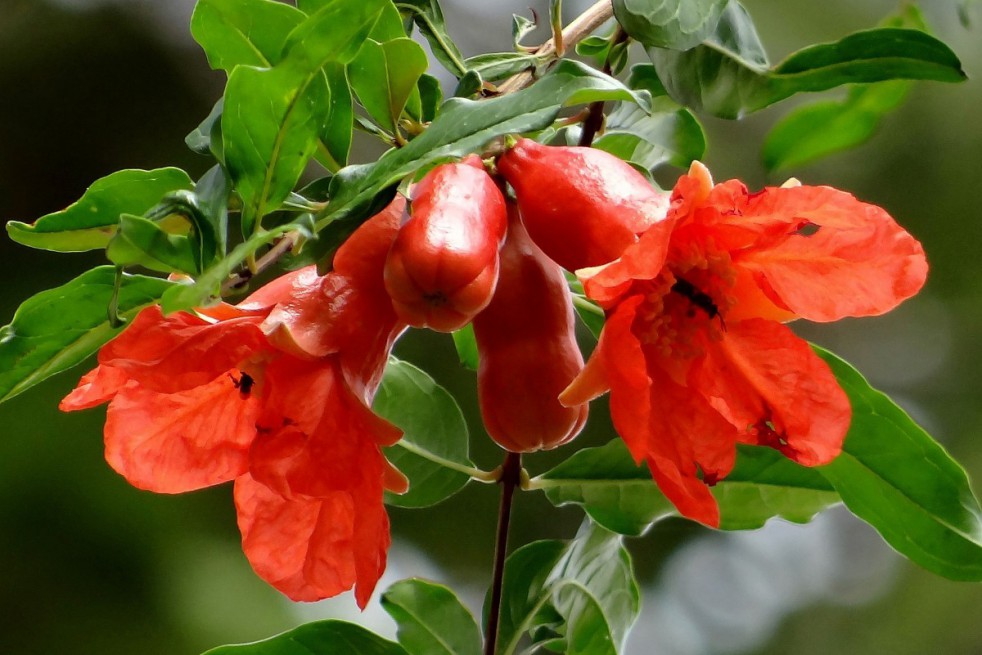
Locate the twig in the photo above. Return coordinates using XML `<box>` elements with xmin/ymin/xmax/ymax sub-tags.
<box><xmin>220</xmin><ymin>231</ymin><xmax>302</xmax><ymax>295</ymax></box>
<box><xmin>496</xmin><ymin>0</ymin><xmax>614</xmax><ymax>95</ymax></box>
<box><xmin>484</xmin><ymin>452</ymin><xmax>523</xmax><ymax>655</ymax></box>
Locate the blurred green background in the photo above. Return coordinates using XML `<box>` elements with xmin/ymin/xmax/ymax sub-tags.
<box><xmin>0</xmin><ymin>1</ymin><xmax>980</xmax><ymax>653</ymax></box>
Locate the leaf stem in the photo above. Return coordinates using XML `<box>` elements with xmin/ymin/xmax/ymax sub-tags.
<box><xmin>578</xmin><ymin>25</ymin><xmax>626</xmax><ymax>147</ymax></box>
<box><xmin>394</xmin><ymin>440</ymin><xmax>499</xmax><ymax>483</ymax></box>
<box><xmin>485</xmin><ymin>451</ymin><xmax>523</xmax><ymax>655</ymax></box>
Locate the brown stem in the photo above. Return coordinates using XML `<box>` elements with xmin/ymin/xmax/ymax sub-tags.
<box><xmin>578</xmin><ymin>25</ymin><xmax>626</xmax><ymax>147</ymax></box>
<box><xmin>220</xmin><ymin>231</ymin><xmax>301</xmax><ymax>295</ymax></box>
<box><xmin>496</xmin><ymin>0</ymin><xmax>614</xmax><ymax>95</ymax></box>
<box><xmin>484</xmin><ymin>451</ymin><xmax>523</xmax><ymax>655</ymax></box>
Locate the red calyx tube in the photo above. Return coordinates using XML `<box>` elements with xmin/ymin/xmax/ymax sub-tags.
<box><xmin>497</xmin><ymin>138</ymin><xmax>669</xmax><ymax>272</ymax></box>
<box><xmin>473</xmin><ymin>204</ymin><xmax>589</xmax><ymax>453</ymax></box>
<box><xmin>384</xmin><ymin>156</ymin><xmax>508</xmax><ymax>332</ymax></box>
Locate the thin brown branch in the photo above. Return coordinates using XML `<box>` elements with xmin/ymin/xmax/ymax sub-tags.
<box><xmin>484</xmin><ymin>452</ymin><xmax>523</xmax><ymax>655</ymax></box>
<box><xmin>496</xmin><ymin>0</ymin><xmax>614</xmax><ymax>95</ymax></box>
<box><xmin>220</xmin><ymin>231</ymin><xmax>302</xmax><ymax>295</ymax></box>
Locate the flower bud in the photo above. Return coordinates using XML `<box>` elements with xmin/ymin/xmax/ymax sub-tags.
<box><xmin>473</xmin><ymin>205</ymin><xmax>588</xmax><ymax>452</ymax></box>
<box><xmin>497</xmin><ymin>138</ymin><xmax>670</xmax><ymax>271</ymax></box>
<box><xmin>384</xmin><ymin>156</ymin><xmax>507</xmax><ymax>332</ymax></box>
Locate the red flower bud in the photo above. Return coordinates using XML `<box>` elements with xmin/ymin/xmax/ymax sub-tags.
<box><xmin>473</xmin><ymin>205</ymin><xmax>588</xmax><ymax>453</ymax></box>
<box><xmin>384</xmin><ymin>156</ymin><xmax>508</xmax><ymax>332</ymax></box>
<box><xmin>497</xmin><ymin>138</ymin><xmax>670</xmax><ymax>272</ymax></box>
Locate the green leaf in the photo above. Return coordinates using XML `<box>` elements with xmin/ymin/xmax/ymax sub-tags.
<box><xmin>185</xmin><ymin>97</ymin><xmax>225</xmax><ymax>158</ymax></box>
<box><xmin>463</xmin><ymin>52</ymin><xmax>540</xmax><ymax>82</ymax></box>
<box><xmin>815</xmin><ymin>347</ymin><xmax>982</xmax><ymax>581</ymax></box>
<box><xmin>451</xmin><ymin>324</ymin><xmax>478</xmax><ymax>370</ymax></box>
<box><xmin>190</xmin><ymin>0</ymin><xmax>305</xmax><ymax>71</ymax></box>
<box><xmin>381</xmin><ymin>579</ymin><xmax>482</xmax><ymax>655</ymax></box>
<box><xmin>349</xmin><ymin>38</ymin><xmax>429</xmax><ymax>134</ymax></box>
<box><xmin>614</xmin><ymin>0</ymin><xmax>726</xmax><ymax>50</ymax></box>
<box><xmin>202</xmin><ymin>620</ymin><xmax>408</xmax><ymax>655</ymax></box>
<box><xmin>397</xmin><ymin>0</ymin><xmax>468</xmax><ymax>78</ymax></box>
<box><xmin>760</xmin><ymin>6</ymin><xmax>926</xmax><ymax>171</ymax></box>
<box><xmin>650</xmin><ymin>2</ymin><xmax>965</xmax><ymax>118</ymax></box>
<box><xmin>496</xmin><ymin>522</ymin><xmax>640</xmax><ymax>655</ymax></box>
<box><xmin>0</xmin><ymin>267</ymin><xmax>173</xmax><ymax>403</ymax></box>
<box><xmin>6</xmin><ymin>168</ymin><xmax>193</xmax><ymax>252</ymax></box>
<box><xmin>595</xmin><ymin>97</ymin><xmax>706</xmax><ymax>170</ymax></box>
<box><xmin>512</xmin><ymin>12</ymin><xmax>538</xmax><ymax>50</ymax></box>
<box><xmin>762</xmin><ymin>81</ymin><xmax>909</xmax><ymax>171</ymax></box>
<box><xmin>159</xmin><ymin>218</ymin><xmax>310</xmax><ymax>313</ymax></box>
<box><xmin>415</xmin><ymin>73</ymin><xmax>443</xmax><ymax>123</ymax></box>
<box><xmin>107</xmin><ymin>214</ymin><xmax>199</xmax><ymax>275</ymax></box>
<box><xmin>318</xmin><ymin>63</ymin><xmax>354</xmax><ymax>171</ymax></box>
<box><xmin>374</xmin><ymin>359</ymin><xmax>472</xmax><ymax>508</ymax></box>
<box><xmin>535</xmin><ymin>439</ymin><xmax>840</xmax><ymax>535</ymax></box>
<box><xmin>222</xmin><ymin>0</ymin><xmax>386</xmax><ymax>235</ymax></box>
<box><xmin>318</xmin><ymin>59</ymin><xmax>650</xmax><ymax>229</ymax></box>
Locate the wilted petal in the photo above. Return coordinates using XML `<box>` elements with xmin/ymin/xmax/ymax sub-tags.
<box><xmin>693</xmin><ymin>319</ymin><xmax>850</xmax><ymax>466</ymax></box>
<box><xmin>103</xmin><ymin>371</ymin><xmax>260</xmax><ymax>492</ymax></box>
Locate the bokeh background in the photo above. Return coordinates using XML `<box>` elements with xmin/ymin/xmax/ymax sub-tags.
<box><xmin>1</xmin><ymin>0</ymin><xmax>980</xmax><ymax>653</ymax></box>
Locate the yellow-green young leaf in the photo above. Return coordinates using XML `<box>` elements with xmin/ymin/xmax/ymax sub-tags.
<box><xmin>375</xmin><ymin>359</ymin><xmax>472</xmax><ymax>508</ymax></box>
<box><xmin>349</xmin><ymin>38</ymin><xmax>428</xmax><ymax>133</ymax></box>
<box><xmin>222</xmin><ymin>0</ymin><xmax>387</xmax><ymax>235</ymax></box>
<box><xmin>0</xmin><ymin>267</ymin><xmax>173</xmax><ymax>403</ymax></box>
<box><xmin>650</xmin><ymin>2</ymin><xmax>965</xmax><ymax>118</ymax></box>
<box><xmin>202</xmin><ymin>620</ymin><xmax>409</xmax><ymax>655</ymax></box>
<box><xmin>451</xmin><ymin>324</ymin><xmax>478</xmax><ymax>370</ymax></box>
<box><xmin>6</xmin><ymin>168</ymin><xmax>193</xmax><ymax>252</ymax></box>
<box><xmin>815</xmin><ymin>347</ymin><xmax>982</xmax><ymax>581</ymax></box>
<box><xmin>381</xmin><ymin>580</ymin><xmax>481</xmax><ymax>655</ymax></box>
<box><xmin>190</xmin><ymin>0</ymin><xmax>305</xmax><ymax>71</ymax></box>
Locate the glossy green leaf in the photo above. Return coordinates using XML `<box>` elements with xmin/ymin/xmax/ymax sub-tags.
<box><xmin>6</xmin><ymin>168</ymin><xmax>193</xmax><ymax>252</ymax></box>
<box><xmin>397</xmin><ymin>0</ymin><xmax>468</xmax><ymax>77</ymax></box>
<box><xmin>381</xmin><ymin>579</ymin><xmax>482</xmax><ymax>655</ymax></box>
<box><xmin>0</xmin><ymin>267</ymin><xmax>173</xmax><ymax>403</ymax></box>
<box><xmin>159</xmin><ymin>218</ymin><xmax>311</xmax><ymax>314</ymax></box>
<box><xmin>536</xmin><ymin>439</ymin><xmax>840</xmax><ymax>535</ymax></box>
<box><xmin>451</xmin><ymin>324</ymin><xmax>478</xmax><ymax>371</ymax></box>
<box><xmin>374</xmin><ymin>359</ymin><xmax>472</xmax><ymax>508</ymax></box>
<box><xmin>762</xmin><ymin>81</ymin><xmax>909</xmax><ymax>171</ymax></box>
<box><xmin>107</xmin><ymin>214</ymin><xmax>198</xmax><ymax>275</ymax></box>
<box><xmin>650</xmin><ymin>2</ymin><xmax>965</xmax><ymax>118</ymax></box>
<box><xmin>496</xmin><ymin>522</ymin><xmax>639</xmax><ymax>655</ymax></box>
<box><xmin>318</xmin><ymin>63</ymin><xmax>354</xmax><ymax>171</ymax></box>
<box><xmin>202</xmin><ymin>620</ymin><xmax>408</xmax><ymax>655</ymax></box>
<box><xmin>576</xmin><ymin>35</ymin><xmax>610</xmax><ymax>59</ymax></box>
<box><xmin>318</xmin><ymin>59</ymin><xmax>650</xmax><ymax>229</ymax></box>
<box><xmin>190</xmin><ymin>0</ymin><xmax>305</xmax><ymax>72</ymax></box>
<box><xmin>596</xmin><ymin>97</ymin><xmax>706</xmax><ymax>170</ymax></box>
<box><xmin>415</xmin><ymin>73</ymin><xmax>443</xmax><ymax>123</ymax></box>
<box><xmin>614</xmin><ymin>0</ymin><xmax>726</xmax><ymax>50</ymax></box>
<box><xmin>349</xmin><ymin>38</ymin><xmax>429</xmax><ymax>134</ymax></box>
<box><xmin>222</xmin><ymin>0</ymin><xmax>386</xmax><ymax>235</ymax></box>
<box><xmin>815</xmin><ymin>347</ymin><xmax>982</xmax><ymax>581</ymax></box>
<box><xmin>185</xmin><ymin>98</ymin><xmax>225</xmax><ymax>158</ymax></box>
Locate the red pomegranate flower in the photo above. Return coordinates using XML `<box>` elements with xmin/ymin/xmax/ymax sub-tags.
<box><xmin>562</xmin><ymin>162</ymin><xmax>928</xmax><ymax>527</ymax></box>
<box><xmin>60</xmin><ymin>198</ymin><xmax>408</xmax><ymax>607</ymax></box>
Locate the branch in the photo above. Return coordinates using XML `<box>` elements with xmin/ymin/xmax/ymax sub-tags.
<box><xmin>497</xmin><ymin>0</ymin><xmax>614</xmax><ymax>95</ymax></box>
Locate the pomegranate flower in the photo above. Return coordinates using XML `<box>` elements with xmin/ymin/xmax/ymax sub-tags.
<box><xmin>60</xmin><ymin>199</ymin><xmax>408</xmax><ymax>607</ymax></box>
<box><xmin>562</xmin><ymin>162</ymin><xmax>927</xmax><ymax>527</ymax></box>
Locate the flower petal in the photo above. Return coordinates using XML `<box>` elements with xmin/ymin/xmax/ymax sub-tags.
<box><xmin>103</xmin><ymin>371</ymin><xmax>260</xmax><ymax>492</ymax></box>
<box><xmin>692</xmin><ymin>319</ymin><xmax>850</xmax><ymax>466</ymax></box>
<box><xmin>738</xmin><ymin>185</ymin><xmax>928</xmax><ymax>321</ymax></box>
<box><xmin>59</xmin><ymin>365</ymin><xmax>131</xmax><ymax>411</ymax></box>
<box><xmin>100</xmin><ymin>306</ymin><xmax>268</xmax><ymax>393</ymax></box>
<box><xmin>234</xmin><ymin>472</ymin><xmax>390</xmax><ymax>608</ymax></box>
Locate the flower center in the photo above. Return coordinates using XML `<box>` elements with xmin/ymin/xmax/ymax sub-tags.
<box><xmin>632</xmin><ymin>250</ymin><xmax>735</xmax><ymax>360</ymax></box>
